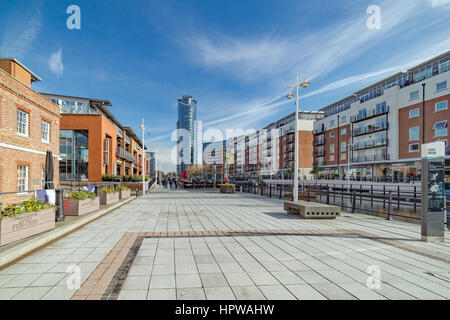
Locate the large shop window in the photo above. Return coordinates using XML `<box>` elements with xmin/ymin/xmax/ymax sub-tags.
<box><xmin>59</xmin><ymin>130</ymin><xmax>89</xmax><ymax>181</ymax></box>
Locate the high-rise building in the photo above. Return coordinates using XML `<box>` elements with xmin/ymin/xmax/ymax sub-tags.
<box><xmin>146</xmin><ymin>151</ymin><xmax>157</xmax><ymax>177</ymax></box>
<box><xmin>176</xmin><ymin>95</ymin><xmax>200</xmax><ymax>174</ymax></box>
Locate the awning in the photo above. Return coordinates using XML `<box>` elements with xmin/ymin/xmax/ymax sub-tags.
<box><xmin>44</xmin><ymin>151</ymin><xmax>54</xmax><ymax>189</ymax></box>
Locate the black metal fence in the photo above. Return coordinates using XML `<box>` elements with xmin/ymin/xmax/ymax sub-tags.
<box><xmin>233</xmin><ymin>182</ymin><xmax>449</xmax><ymax>223</ymax></box>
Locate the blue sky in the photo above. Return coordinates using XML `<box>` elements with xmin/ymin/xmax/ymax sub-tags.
<box><xmin>1</xmin><ymin>0</ymin><xmax>449</xmax><ymax>172</ymax></box>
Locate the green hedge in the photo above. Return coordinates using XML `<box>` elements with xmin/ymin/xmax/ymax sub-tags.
<box><xmin>100</xmin><ymin>188</ymin><xmax>117</xmax><ymax>195</ymax></box>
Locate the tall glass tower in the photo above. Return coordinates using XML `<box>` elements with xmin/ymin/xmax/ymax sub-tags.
<box><xmin>177</xmin><ymin>95</ymin><xmax>197</xmax><ymax>174</ymax></box>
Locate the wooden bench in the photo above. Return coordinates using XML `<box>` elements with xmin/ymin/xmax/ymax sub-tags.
<box><xmin>284</xmin><ymin>200</ymin><xmax>341</xmax><ymax>219</ymax></box>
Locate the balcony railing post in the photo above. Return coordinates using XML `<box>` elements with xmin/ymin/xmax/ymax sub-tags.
<box><xmin>387</xmin><ymin>191</ymin><xmax>393</xmax><ymax>220</ymax></box>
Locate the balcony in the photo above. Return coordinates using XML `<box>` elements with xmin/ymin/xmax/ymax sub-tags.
<box><xmin>351</xmin><ymin>106</ymin><xmax>389</xmax><ymax>123</ymax></box>
<box><xmin>353</xmin><ymin>138</ymin><xmax>388</xmax><ymax>151</ymax></box>
<box><xmin>351</xmin><ymin>153</ymin><xmax>390</xmax><ymax>163</ymax></box>
<box><xmin>313</xmin><ymin>138</ymin><xmax>325</xmax><ymax>146</ymax></box>
<box><xmin>313</xmin><ymin>126</ymin><xmax>326</xmax><ymax>135</ymax></box>
<box><xmin>352</xmin><ymin>123</ymin><xmax>388</xmax><ymax>137</ymax></box>
<box><xmin>116</xmin><ymin>147</ymin><xmax>137</xmax><ymax>164</ymax></box>
<box><xmin>313</xmin><ymin>150</ymin><xmax>325</xmax><ymax>157</ymax></box>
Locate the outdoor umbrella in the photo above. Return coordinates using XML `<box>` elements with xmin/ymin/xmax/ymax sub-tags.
<box><xmin>44</xmin><ymin>150</ymin><xmax>54</xmax><ymax>189</ymax></box>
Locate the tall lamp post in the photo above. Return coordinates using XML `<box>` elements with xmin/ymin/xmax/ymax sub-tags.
<box><xmin>140</xmin><ymin>119</ymin><xmax>147</xmax><ymax>195</ymax></box>
<box><xmin>286</xmin><ymin>73</ymin><xmax>310</xmax><ymax>202</ymax></box>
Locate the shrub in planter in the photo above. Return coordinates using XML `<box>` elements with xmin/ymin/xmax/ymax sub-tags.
<box><xmin>0</xmin><ymin>198</ymin><xmax>56</xmax><ymax>246</ymax></box>
<box><xmin>99</xmin><ymin>188</ymin><xmax>119</xmax><ymax>205</ymax></box>
<box><xmin>118</xmin><ymin>186</ymin><xmax>131</xmax><ymax>200</ymax></box>
<box><xmin>64</xmin><ymin>191</ymin><xmax>99</xmax><ymax>216</ymax></box>
<box><xmin>219</xmin><ymin>184</ymin><xmax>236</xmax><ymax>194</ymax></box>
<box><xmin>102</xmin><ymin>174</ymin><xmax>113</xmax><ymax>181</ymax></box>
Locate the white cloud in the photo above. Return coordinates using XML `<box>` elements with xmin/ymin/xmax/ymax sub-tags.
<box><xmin>0</xmin><ymin>3</ymin><xmax>42</xmax><ymax>59</ymax></box>
<box><xmin>428</xmin><ymin>0</ymin><xmax>450</xmax><ymax>7</ymax></box>
<box><xmin>49</xmin><ymin>49</ymin><xmax>64</xmax><ymax>76</ymax></box>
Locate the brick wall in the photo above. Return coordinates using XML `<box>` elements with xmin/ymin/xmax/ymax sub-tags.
<box><xmin>398</xmin><ymin>94</ymin><xmax>449</xmax><ymax>159</ymax></box>
<box><xmin>0</xmin><ymin>69</ymin><xmax>60</xmax><ymax>205</ymax></box>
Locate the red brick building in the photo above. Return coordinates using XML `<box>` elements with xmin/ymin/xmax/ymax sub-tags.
<box><xmin>0</xmin><ymin>58</ymin><xmax>60</xmax><ymax>204</ymax></box>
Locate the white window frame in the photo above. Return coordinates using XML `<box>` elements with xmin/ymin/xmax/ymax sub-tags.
<box><xmin>17</xmin><ymin>109</ymin><xmax>29</xmax><ymax>137</ymax></box>
<box><xmin>434</xmin><ymin>121</ymin><xmax>448</xmax><ymax>137</ymax></box>
<box><xmin>435</xmin><ymin>100</ymin><xmax>448</xmax><ymax>112</ymax></box>
<box><xmin>436</xmin><ymin>81</ymin><xmax>447</xmax><ymax>92</ymax></box>
<box><xmin>409</xmin><ymin>126</ymin><xmax>420</xmax><ymax>141</ymax></box>
<box><xmin>341</xmin><ymin>128</ymin><xmax>347</xmax><ymax>135</ymax></box>
<box><xmin>41</xmin><ymin>120</ymin><xmax>50</xmax><ymax>143</ymax></box>
<box><xmin>409</xmin><ymin>143</ymin><xmax>419</xmax><ymax>152</ymax></box>
<box><xmin>330</xmin><ymin>143</ymin><xmax>335</xmax><ymax>154</ymax></box>
<box><xmin>341</xmin><ymin>141</ymin><xmax>347</xmax><ymax>153</ymax></box>
<box><xmin>410</xmin><ymin>90</ymin><xmax>419</xmax><ymax>100</ymax></box>
<box><xmin>409</xmin><ymin>108</ymin><xmax>419</xmax><ymax>118</ymax></box>
<box><xmin>17</xmin><ymin>165</ymin><xmax>29</xmax><ymax>192</ymax></box>
<box><xmin>329</xmin><ymin>155</ymin><xmax>335</xmax><ymax>161</ymax></box>
<box><xmin>330</xmin><ymin>132</ymin><xmax>335</xmax><ymax>138</ymax></box>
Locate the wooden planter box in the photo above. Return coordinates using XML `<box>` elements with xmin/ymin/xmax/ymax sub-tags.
<box><xmin>64</xmin><ymin>198</ymin><xmax>100</xmax><ymax>216</ymax></box>
<box><xmin>220</xmin><ymin>185</ymin><xmax>235</xmax><ymax>194</ymax></box>
<box><xmin>100</xmin><ymin>192</ymin><xmax>120</xmax><ymax>205</ymax></box>
<box><xmin>119</xmin><ymin>189</ymin><xmax>131</xmax><ymax>200</ymax></box>
<box><xmin>0</xmin><ymin>208</ymin><xmax>56</xmax><ymax>247</ymax></box>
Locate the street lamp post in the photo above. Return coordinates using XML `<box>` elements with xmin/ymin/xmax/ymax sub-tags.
<box><xmin>140</xmin><ymin>119</ymin><xmax>146</xmax><ymax>195</ymax></box>
<box><xmin>286</xmin><ymin>73</ymin><xmax>310</xmax><ymax>202</ymax></box>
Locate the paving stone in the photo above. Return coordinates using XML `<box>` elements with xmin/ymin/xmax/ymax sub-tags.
<box><xmin>177</xmin><ymin>288</ymin><xmax>206</xmax><ymax>300</ymax></box>
<box><xmin>147</xmin><ymin>289</ymin><xmax>176</xmax><ymax>300</ymax></box>
<box><xmin>248</xmin><ymin>272</ymin><xmax>280</xmax><ymax>286</ymax></box>
<box><xmin>149</xmin><ymin>275</ymin><xmax>176</xmax><ymax>289</ymax></box>
<box><xmin>231</xmin><ymin>286</ymin><xmax>266</xmax><ymax>300</ymax></box>
<box><xmin>205</xmin><ymin>287</ymin><xmax>236</xmax><ymax>300</ymax></box>
<box><xmin>258</xmin><ymin>285</ymin><xmax>296</xmax><ymax>300</ymax></box>
<box><xmin>285</xmin><ymin>284</ymin><xmax>327</xmax><ymax>300</ymax></box>
<box><xmin>310</xmin><ymin>283</ymin><xmax>357</xmax><ymax>300</ymax></box>
<box><xmin>224</xmin><ymin>273</ymin><xmax>255</xmax><ymax>287</ymax></box>
<box><xmin>11</xmin><ymin>287</ymin><xmax>52</xmax><ymax>300</ymax></box>
<box><xmin>122</xmin><ymin>276</ymin><xmax>151</xmax><ymax>290</ymax></box>
<box><xmin>200</xmin><ymin>273</ymin><xmax>228</xmax><ymax>287</ymax></box>
<box><xmin>176</xmin><ymin>274</ymin><xmax>202</xmax><ymax>288</ymax></box>
<box><xmin>271</xmin><ymin>272</ymin><xmax>305</xmax><ymax>285</ymax></box>
<box><xmin>117</xmin><ymin>290</ymin><xmax>148</xmax><ymax>300</ymax></box>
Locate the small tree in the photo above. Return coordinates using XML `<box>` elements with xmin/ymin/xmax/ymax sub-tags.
<box><xmin>310</xmin><ymin>166</ymin><xmax>324</xmax><ymax>183</ymax></box>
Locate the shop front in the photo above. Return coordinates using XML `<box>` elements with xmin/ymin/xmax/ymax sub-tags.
<box><xmin>391</xmin><ymin>161</ymin><xmax>421</xmax><ymax>183</ymax></box>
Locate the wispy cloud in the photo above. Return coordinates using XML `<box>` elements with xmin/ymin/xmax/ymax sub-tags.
<box><xmin>49</xmin><ymin>48</ymin><xmax>64</xmax><ymax>76</ymax></box>
<box><xmin>428</xmin><ymin>0</ymin><xmax>450</xmax><ymax>7</ymax></box>
<box><xmin>0</xmin><ymin>2</ymin><xmax>42</xmax><ymax>59</ymax></box>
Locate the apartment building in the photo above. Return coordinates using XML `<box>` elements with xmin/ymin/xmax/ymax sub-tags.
<box><xmin>40</xmin><ymin>93</ymin><xmax>146</xmax><ymax>182</ymax></box>
<box><xmin>0</xmin><ymin>58</ymin><xmax>60</xmax><ymax>203</ymax></box>
<box><xmin>227</xmin><ymin>111</ymin><xmax>323</xmax><ymax>179</ymax></box>
<box><xmin>313</xmin><ymin>51</ymin><xmax>450</xmax><ymax>182</ymax></box>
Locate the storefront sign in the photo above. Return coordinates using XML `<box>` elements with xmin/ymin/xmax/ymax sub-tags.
<box><xmin>0</xmin><ymin>134</ymin><xmax>31</xmax><ymax>148</ymax></box>
<box><xmin>422</xmin><ymin>141</ymin><xmax>445</xmax><ymax>159</ymax></box>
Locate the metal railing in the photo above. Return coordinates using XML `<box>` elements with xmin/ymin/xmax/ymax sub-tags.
<box><xmin>116</xmin><ymin>147</ymin><xmax>137</xmax><ymax>164</ymax></box>
<box><xmin>232</xmin><ymin>181</ymin><xmax>449</xmax><ymax>224</ymax></box>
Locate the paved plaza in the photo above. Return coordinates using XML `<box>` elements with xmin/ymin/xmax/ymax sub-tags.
<box><xmin>0</xmin><ymin>188</ymin><xmax>449</xmax><ymax>300</ymax></box>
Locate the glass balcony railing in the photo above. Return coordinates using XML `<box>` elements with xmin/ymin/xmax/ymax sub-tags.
<box><xmin>116</xmin><ymin>147</ymin><xmax>137</xmax><ymax>164</ymax></box>
<box><xmin>352</xmin><ymin>123</ymin><xmax>388</xmax><ymax>137</ymax></box>
<box><xmin>351</xmin><ymin>153</ymin><xmax>390</xmax><ymax>163</ymax></box>
<box><xmin>353</xmin><ymin>138</ymin><xmax>388</xmax><ymax>151</ymax></box>
<box><xmin>351</xmin><ymin>106</ymin><xmax>389</xmax><ymax>123</ymax></box>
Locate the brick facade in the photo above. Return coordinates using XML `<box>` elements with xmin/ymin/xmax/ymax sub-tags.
<box><xmin>0</xmin><ymin>67</ymin><xmax>60</xmax><ymax>205</ymax></box>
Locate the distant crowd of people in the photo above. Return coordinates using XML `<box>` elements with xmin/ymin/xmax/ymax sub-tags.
<box><xmin>161</xmin><ymin>177</ymin><xmax>178</xmax><ymax>189</ymax></box>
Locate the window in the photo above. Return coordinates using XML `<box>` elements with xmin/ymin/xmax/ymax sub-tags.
<box><xmin>409</xmin><ymin>108</ymin><xmax>419</xmax><ymax>118</ymax></box>
<box><xmin>434</xmin><ymin>121</ymin><xmax>448</xmax><ymax>137</ymax></box>
<box><xmin>409</xmin><ymin>144</ymin><xmax>419</xmax><ymax>152</ymax></box>
<box><xmin>103</xmin><ymin>138</ymin><xmax>110</xmax><ymax>165</ymax></box>
<box><xmin>410</xmin><ymin>91</ymin><xmax>419</xmax><ymax>100</ymax></box>
<box><xmin>341</xmin><ymin>128</ymin><xmax>347</xmax><ymax>135</ymax></box>
<box><xmin>41</xmin><ymin>120</ymin><xmax>50</xmax><ymax>143</ymax></box>
<box><xmin>330</xmin><ymin>120</ymin><xmax>335</xmax><ymax>127</ymax></box>
<box><xmin>341</xmin><ymin>153</ymin><xmax>347</xmax><ymax>160</ymax></box>
<box><xmin>17</xmin><ymin>109</ymin><xmax>29</xmax><ymax>136</ymax></box>
<box><xmin>330</xmin><ymin>144</ymin><xmax>335</xmax><ymax>154</ymax></box>
<box><xmin>341</xmin><ymin>116</ymin><xmax>346</xmax><ymax>123</ymax></box>
<box><xmin>435</xmin><ymin>101</ymin><xmax>448</xmax><ymax>112</ymax></box>
<box><xmin>436</xmin><ymin>81</ymin><xmax>447</xmax><ymax>91</ymax></box>
<box><xmin>341</xmin><ymin>141</ymin><xmax>347</xmax><ymax>153</ymax></box>
<box><xmin>17</xmin><ymin>165</ymin><xmax>29</xmax><ymax>192</ymax></box>
<box><xmin>330</xmin><ymin>132</ymin><xmax>335</xmax><ymax>138</ymax></box>
<box><xmin>409</xmin><ymin>126</ymin><xmax>420</xmax><ymax>141</ymax></box>
<box><xmin>329</xmin><ymin>155</ymin><xmax>335</xmax><ymax>161</ymax></box>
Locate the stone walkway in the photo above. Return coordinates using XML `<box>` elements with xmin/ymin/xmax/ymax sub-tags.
<box><xmin>0</xmin><ymin>188</ymin><xmax>449</xmax><ymax>300</ymax></box>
